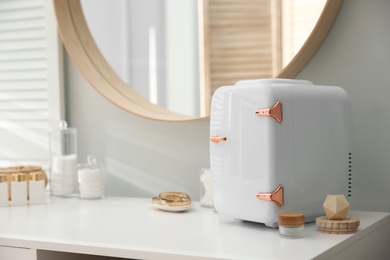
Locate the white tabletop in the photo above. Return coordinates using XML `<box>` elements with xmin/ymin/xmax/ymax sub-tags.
<box><xmin>0</xmin><ymin>197</ymin><xmax>389</xmax><ymax>260</ymax></box>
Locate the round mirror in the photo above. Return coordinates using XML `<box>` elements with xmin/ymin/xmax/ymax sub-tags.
<box><xmin>54</xmin><ymin>0</ymin><xmax>343</xmax><ymax>121</ymax></box>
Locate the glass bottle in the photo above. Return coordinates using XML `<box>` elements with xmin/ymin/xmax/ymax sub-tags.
<box><xmin>49</xmin><ymin>120</ymin><xmax>78</xmax><ymax>197</ymax></box>
<box><xmin>78</xmin><ymin>155</ymin><xmax>105</xmax><ymax>199</ymax></box>
<box><xmin>200</xmin><ymin>168</ymin><xmax>213</xmax><ymax>207</ymax></box>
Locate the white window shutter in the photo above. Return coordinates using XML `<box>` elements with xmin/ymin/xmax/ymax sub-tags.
<box><xmin>0</xmin><ymin>0</ymin><xmax>64</xmax><ymax>168</ymax></box>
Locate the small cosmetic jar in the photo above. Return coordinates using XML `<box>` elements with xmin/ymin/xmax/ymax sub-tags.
<box><xmin>28</xmin><ymin>170</ymin><xmax>47</xmax><ymax>205</ymax></box>
<box><xmin>11</xmin><ymin>173</ymin><xmax>28</xmax><ymax>206</ymax></box>
<box><xmin>278</xmin><ymin>212</ymin><xmax>305</xmax><ymax>239</ymax></box>
<box><xmin>78</xmin><ymin>155</ymin><xmax>105</xmax><ymax>199</ymax></box>
<box><xmin>0</xmin><ymin>174</ymin><xmax>9</xmax><ymax>206</ymax></box>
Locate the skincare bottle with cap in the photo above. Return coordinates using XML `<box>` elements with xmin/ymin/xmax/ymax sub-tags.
<box><xmin>29</xmin><ymin>171</ymin><xmax>46</xmax><ymax>204</ymax></box>
<box><xmin>11</xmin><ymin>173</ymin><xmax>28</xmax><ymax>206</ymax></box>
<box><xmin>78</xmin><ymin>155</ymin><xmax>105</xmax><ymax>199</ymax></box>
<box><xmin>49</xmin><ymin>120</ymin><xmax>78</xmax><ymax>197</ymax></box>
<box><xmin>0</xmin><ymin>174</ymin><xmax>9</xmax><ymax>207</ymax></box>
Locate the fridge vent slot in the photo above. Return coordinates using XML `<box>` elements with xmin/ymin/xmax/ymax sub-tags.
<box><xmin>348</xmin><ymin>153</ymin><xmax>352</xmax><ymax>197</ymax></box>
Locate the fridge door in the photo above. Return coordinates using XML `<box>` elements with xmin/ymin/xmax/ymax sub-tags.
<box><xmin>210</xmin><ymin>84</ymin><xmax>284</xmax><ymax>225</ymax></box>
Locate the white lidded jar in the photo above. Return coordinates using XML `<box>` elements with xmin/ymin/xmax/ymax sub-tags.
<box><xmin>11</xmin><ymin>173</ymin><xmax>28</xmax><ymax>206</ymax></box>
<box><xmin>0</xmin><ymin>174</ymin><xmax>9</xmax><ymax>207</ymax></box>
<box><xmin>49</xmin><ymin>121</ymin><xmax>78</xmax><ymax>197</ymax></box>
<box><xmin>78</xmin><ymin>155</ymin><xmax>105</xmax><ymax>199</ymax></box>
<box><xmin>28</xmin><ymin>170</ymin><xmax>47</xmax><ymax>205</ymax></box>
<box><xmin>278</xmin><ymin>212</ymin><xmax>306</xmax><ymax>239</ymax></box>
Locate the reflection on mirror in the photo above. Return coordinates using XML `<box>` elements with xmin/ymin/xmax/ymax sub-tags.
<box><xmin>80</xmin><ymin>0</ymin><xmax>326</xmax><ymax>117</ymax></box>
<box><xmin>53</xmin><ymin>0</ymin><xmax>343</xmax><ymax>121</ymax></box>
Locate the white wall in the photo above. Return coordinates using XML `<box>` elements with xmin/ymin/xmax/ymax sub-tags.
<box><xmin>296</xmin><ymin>0</ymin><xmax>390</xmax><ymax>212</ymax></box>
<box><xmin>65</xmin><ymin>0</ymin><xmax>390</xmax><ymax>211</ymax></box>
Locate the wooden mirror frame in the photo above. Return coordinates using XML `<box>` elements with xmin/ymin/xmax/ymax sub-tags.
<box><xmin>53</xmin><ymin>0</ymin><xmax>343</xmax><ymax>122</ymax></box>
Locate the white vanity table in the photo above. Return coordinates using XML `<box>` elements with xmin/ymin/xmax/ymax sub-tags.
<box><xmin>0</xmin><ymin>197</ymin><xmax>389</xmax><ymax>260</ymax></box>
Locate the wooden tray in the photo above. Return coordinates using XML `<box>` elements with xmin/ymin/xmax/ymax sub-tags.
<box><xmin>316</xmin><ymin>216</ymin><xmax>360</xmax><ymax>234</ymax></box>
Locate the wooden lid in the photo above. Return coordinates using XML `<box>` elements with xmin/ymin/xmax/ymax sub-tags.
<box><xmin>316</xmin><ymin>216</ymin><xmax>360</xmax><ymax>234</ymax></box>
<box><xmin>278</xmin><ymin>212</ymin><xmax>305</xmax><ymax>226</ymax></box>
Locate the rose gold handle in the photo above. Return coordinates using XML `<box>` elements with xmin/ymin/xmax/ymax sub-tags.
<box><xmin>255</xmin><ymin>101</ymin><xmax>283</xmax><ymax>123</ymax></box>
<box><xmin>210</xmin><ymin>134</ymin><xmax>227</xmax><ymax>144</ymax></box>
<box><xmin>256</xmin><ymin>185</ymin><xmax>284</xmax><ymax>207</ymax></box>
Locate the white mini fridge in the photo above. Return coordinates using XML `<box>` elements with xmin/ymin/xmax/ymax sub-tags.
<box><xmin>209</xmin><ymin>79</ymin><xmax>352</xmax><ymax>227</ymax></box>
